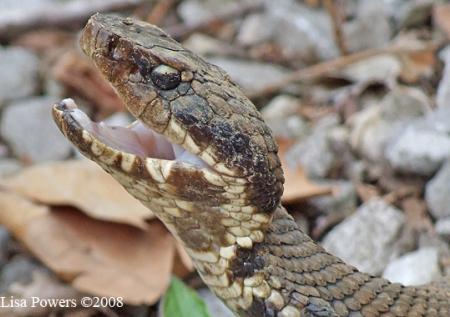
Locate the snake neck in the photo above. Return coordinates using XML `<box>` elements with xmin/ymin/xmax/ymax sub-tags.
<box><xmin>216</xmin><ymin>206</ymin><xmax>450</xmax><ymax>317</ymax></box>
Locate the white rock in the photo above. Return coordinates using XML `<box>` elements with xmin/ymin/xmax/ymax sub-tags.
<box><xmin>261</xmin><ymin>95</ymin><xmax>308</xmax><ymax>140</ymax></box>
<box><xmin>287</xmin><ymin>114</ymin><xmax>339</xmax><ymax>178</ymax></box>
<box><xmin>309</xmin><ymin>180</ymin><xmax>357</xmax><ymax>215</ymax></box>
<box><xmin>183</xmin><ymin>34</ymin><xmax>231</xmax><ymax>56</ymax></box>
<box><xmin>208</xmin><ymin>57</ymin><xmax>287</xmax><ymax>91</ymax></box>
<box><xmin>435</xmin><ymin>218</ymin><xmax>450</xmax><ymax>240</ymax></box>
<box><xmin>237</xmin><ymin>13</ymin><xmax>274</xmax><ymax>46</ymax></box>
<box><xmin>0</xmin><ymin>159</ymin><xmax>22</xmax><ymax>177</ymax></box>
<box><xmin>350</xmin><ymin>105</ymin><xmax>392</xmax><ymax>162</ymax></box>
<box><xmin>0</xmin><ymin>97</ymin><xmax>72</xmax><ymax>162</ymax></box>
<box><xmin>395</xmin><ymin>0</ymin><xmax>434</xmax><ymax>28</ymax></box>
<box><xmin>425</xmin><ymin>160</ymin><xmax>450</xmax><ymax>219</ymax></box>
<box><xmin>322</xmin><ymin>199</ymin><xmax>405</xmax><ymax>274</ymax></box>
<box><xmin>385</xmin><ymin>105</ymin><xmax>450</xmax><ymax>175</ymax></box>
<box><xmin>267</xmin><ymin>1</ymin><xmax>338</xmax><ymax>61</ymax></box>
<box><xmin>341</xmin><ymin>54</ymin><xmax>401</xmax><ymax>84</ymax></box>
<box><xmin>0</xmin><ymin>225</ymin><xmax>10</xmax><ymax>267</ymax></box>
<box><xmin>382</xmin><ymin>247</ymin><xmax>441</xmax><ymax>285</ymax></box>
<box><xmin>436</xmin><ymin>45</ymin><xmax>450</xmax><ymax>109</ymax></box>
<box><xmin>350</xmin><ymin>87</ymin><xmax>429</xmax><ymax>162</ymax></box>
<box><xmin>0</xmin><ymin>46</ymin><xmax>39</xmax><ymax>105</ymax></box>
<box><xmin>178</xmin><ymin>0</ymin><xmax>244</xmax><ymax>25</ymax></box>
<box><xmin>344</xmin><ymin>1</ymin><xmax>392</xmax><ymax>52</ymax></box>
<box><xmin>385</xmin><ymin>126</ymin><xmax>450</xmax><ymax>176</ymax></box>
<box><xmin>261</xmin><ymin>95</ymin><xmax>300</xmax><ymax>120</ymax></box>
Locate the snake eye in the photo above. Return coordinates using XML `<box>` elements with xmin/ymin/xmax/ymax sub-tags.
<box><xmin>150</xmin><ymin>65</ymin><xmax>181</xmax><ymax>90</ymax></box>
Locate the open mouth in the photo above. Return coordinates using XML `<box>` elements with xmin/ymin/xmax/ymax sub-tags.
<box><xmin>53</xmin><ymin>98</ymin><xmax>208</xmax><ymax>169</ymax></box>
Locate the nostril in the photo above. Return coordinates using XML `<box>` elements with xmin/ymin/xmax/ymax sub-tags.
<box><xmin>106</xmin><ymin>35</ymin><xmax>119</xmax><ymax>59</ymax></box>
<box><xmin>54</xmin><ymin>98</ymin><xmax>77</xmax><ymax>112</ymax></box>
<box><xmin>54</xmin><ymin>101</ymin><xmax>68</xmax><ymax>111</ymax></box>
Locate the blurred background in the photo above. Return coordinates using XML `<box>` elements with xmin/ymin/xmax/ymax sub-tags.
<box><xmin>1</xmin><ymin>0</ymin><xmax>450</xmax><ymax>316</ymax></box>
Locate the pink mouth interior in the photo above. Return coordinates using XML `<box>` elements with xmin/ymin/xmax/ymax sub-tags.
<box><xmin>67</xmin><ymin>100</ymin><xmax>207</xmax><ymax>168</ymax></box>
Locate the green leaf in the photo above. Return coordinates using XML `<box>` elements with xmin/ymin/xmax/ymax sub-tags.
<box><xmin>162</xmin><ymin>277</ymin><xmax>212</xmax><ymax>317</ymax></box>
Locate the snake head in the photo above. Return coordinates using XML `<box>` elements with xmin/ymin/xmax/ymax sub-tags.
<box><xmin>53</xmin><ymin>13</ymin><xmax>283</xmax><ymax>221</ymax></box>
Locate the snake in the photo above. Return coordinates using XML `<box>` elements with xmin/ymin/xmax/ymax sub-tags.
<box><xmin>52</xmin><ymin>13</ymin><xmax>450</xmax><ymax>317</ymax></box>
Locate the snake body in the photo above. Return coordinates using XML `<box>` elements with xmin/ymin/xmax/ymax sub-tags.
<box><xmin>53</xmin><ymin>14</ymin><xmax>450</xmax><ymax>317</ymax></box>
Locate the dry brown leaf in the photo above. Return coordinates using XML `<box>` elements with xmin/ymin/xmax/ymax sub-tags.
<box><xmin>278</xmin><ymin>139</ymin><xmax>331</xmax><ymax>204</ymax></box>
<box><xmin>397</xmin><ymin>48</ymin><xmax>436</xmax><ymax>83</ymax></box>
<box><xmin>0</xmin><ymin>160</ymin><xmax>153</xmax><ymax>228</ymax></box>
<box><xmin>172</xmin><ymin>241</ymin><xmax>194</xmax><ymax>278</ymax></box>
<box><xmin>355</xmin><ymin>183</ymin><xmax>380</xmax><ymax>202</ymax></box>
<box><xmin>52</xmin><ymin>50</ymin><xmax>125</xmax><ymax>116</ymax></box>
<box><xmin>401</xmin><ymin>197</ymin><xmax>434</xmax><ymax>233</ymax></box>
<box><xmin>0</xmin><ymin>191</ymin><xmax>175</xmax><ymax>305</ymax></box>
<box><xmin>13</xmin><ymin>30</ymin><xmax>74</xmax><ymax>54</ymax></box>
<box><xmin>434</xmin><ymin>4</ymin><xmax>450</xmax><ymax>39</ymax></box>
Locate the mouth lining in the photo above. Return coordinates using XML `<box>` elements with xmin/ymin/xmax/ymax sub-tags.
<box><xmin>57</xmin><ymin>98</ymin><xmax>208</xmax><ymax>168</ymax></box>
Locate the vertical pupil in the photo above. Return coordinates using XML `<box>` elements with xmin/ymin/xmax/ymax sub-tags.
<box><xmin>150</xmin><ymin>65</ymin><xmax>181</xmax><ymax>90</ymax></box>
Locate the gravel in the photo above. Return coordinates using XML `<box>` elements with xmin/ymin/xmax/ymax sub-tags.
<box><xmin>382</xmin><ymin>247</ymin><xmax>441</xmax><ymax>286</ymax></box>
<box><xmin>425</xmin><ymin>160</ymin><xmax>450</xmax><ymax>219</ymax></box>
<box><xmin>322</xmin><ymin>199</ymin><xmax>405</xmax><ymax>275</ymax></box>
<box><xmin>0</xmin><ymin>96</ymin><xmax>72</xmax><ymax>162</ymax></box>
<box><xmin>0</xmin><ymin>46</ymin><xmax>40</xmax><ymax>106</ymax></box>
<box><xmin>207</xmin><ymin>57</ymin><xmax>288</xmax><ymax>92</ymax></box>
<box><xmin>286</xmin><ymin>114</ymin><xmax>339</xmax><ymax>178</ymax></box>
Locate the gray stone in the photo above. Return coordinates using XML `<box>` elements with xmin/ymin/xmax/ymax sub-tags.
<box><xmin>0</xmin><ymin>46</ymin><xmax>40</xmax><ymax>105</ymax></box>
<box><xmin>382</xmin><ymin>247</ymin><xmax>441</xmax><ymax>285</ymax></box>
<box><xmin>0</xmin><ymin>0</ymin><xmax>143</xmax><ymax>38</ymax></box>
<box><xmin>266</xmin><ymin>1</ymin><xmax>338</xmax><ymax>61</ymax></box>
<box><xmin>183</xmin><ymin>34</ymin><xmax>232</xmax><ymax>56</ymax></box>
<box><xmin>436</xmin><ymin>45</ymin><xmax>450</xmax><ymax>109</ymax></box>
<box><xmin>0</xmin><ymin>96</ymin><xmax>72</xmax><ymax>162</ymax></box>
<box><xmin>395</xmin><ymin>0</ymin><xmax>434</xmax><ymax>28</ymax></box>
<box><xmin>328</xmin><ymin>126</ymin><xmax>351</xmax><ymax>156</ymax></box>
<box><xmin>341</xmin><ymin>54</ymin><xmax>401</xmax><ymax>84</ymax></box>
<box><xmin>344</xmin><ymin>1</ymin><xmax>392</xmax><ymax>52</ymax></box>
<box><xmin>350</xmin><ymin>87</ymin><xmax>429</xmax><ymax>162</ymax></box>
<box><xmin>0</xmin><ymin>159</ymin><xmax>22</xmax><ymax>177</ymax></box>
<box><xmin>345</xmin><ymin>160</ymin><xmax>368</xmax><ymax>183</ymax></box>
<box><xmin>0</xmin><ymin>225</ymin><xmax>11</xmax><ymax>267</ymax></box>
<box><xmin>261</xmin><ymin>95</ymin><xmax>308</xmax><ymax>140</ymax></box>
<box><xmin>2</xmin><ymin>269</ymin><xmax>82</xmax><ymax>317</ymax></box>
<box><xmin>385</xmin><ymin>126</ymin><xmax>450</xmax><ymax>176</ymax></box>
<box><xmin>236</xmin><ymin>13</ymin><xmax>274</xmax><ymax>46</ymax></box>
<box><xmin>208</xmin><ymin>57</ymin><xmax>287</xmax><ymax>91</ymax></box>
<box><xmin>0</xmin><ymin>144</ymin><xmax>8</xmax><ymax>158</ymax></box>
<box><xmin>262</xmin><ymin>95</ymin><xmax>300</xmax><ymax>119</ymax></box>
<box><xmin>270</xmin><ymin>116</ymin><xmax>309</xmax><ymax>141</ymax></box>
<box><xmin>380</xmin><ymin>87</ymin><xmax>430</xmax><ymax>119</ymax></box>
<box><xmin>435</xmin><ymin>218</ymin><xmax>450</xmax><ymax>240</ymax></box>
<box><xmin>425</xmin><ymin>160</ymin><xmax>450</xmax><ymax>219</ymax></box>
<box><xmin>322</xmin><ymin>199</ymin><xmax>405</xmax><ymax>275</ymax></box>
<box><xmin>286</xmin><ymin>114</ymin><xmax>339</xmax><ymax>178</ymax></box>
<box><xmin>198</xmin><ymin>288</ymin><xmax>234</xmax><ymax>317</ymax></box>
<box><xmin>0</xmin><ymin>255</ymin><xmax>39</xmax><ymax>293</ymax></box>
<box><xmin>177</xmin><ymin>0</ymin><xmax>246</xmax><ymax>25</ymax></box>
<box><xmin>309</xmin><ymin>180</ymin><xmax>357</xmax><ymax>215</ymax></box>
<box><xmin>422</xmin><ymin>106</ymin><xmax>450</xmax><ymax>134</ymax></box>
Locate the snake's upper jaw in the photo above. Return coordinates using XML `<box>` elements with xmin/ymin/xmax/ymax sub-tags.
<box><xmin>52</xmin><ymin>98</ymin><xmax>208</xmax><ymax>169</ymax></box>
